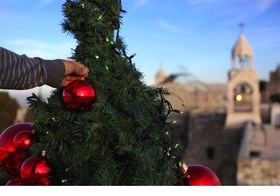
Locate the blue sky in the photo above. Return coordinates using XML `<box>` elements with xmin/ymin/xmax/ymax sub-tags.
<box><xmin>1</xmin><ymin>0</ymin><xmax>280</xmax><ymax>87</ymax></box>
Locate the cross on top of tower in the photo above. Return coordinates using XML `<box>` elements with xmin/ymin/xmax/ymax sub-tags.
<box><xmin>239</xmin><ymin>22</ymin><xmax>244</xmax><ymax>33</ymax></box>
<box><xmin>231</xmin><ymin>22</ymin><xmax>253</xmax><ymax>68</ymax></box>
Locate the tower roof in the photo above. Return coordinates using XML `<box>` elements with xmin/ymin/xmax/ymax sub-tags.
<box><xmin>154</xmin><ymin>68</ymin><xmax>167</xmax><ymax>85</ymax></box>
<box><xmin>231</xmin><ymin>33</ymin><xmax>253</xmax><ymax>59</ymax></box>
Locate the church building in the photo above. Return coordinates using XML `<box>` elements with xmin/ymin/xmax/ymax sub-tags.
<box><xmin>225</xmin><ymin>33</ymin><xmax>261</xmax><ymax>126</ymax></box>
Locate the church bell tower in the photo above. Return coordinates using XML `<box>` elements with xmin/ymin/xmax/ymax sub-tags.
<box><xmin>225</xmin><ymin>29</ymin><xmax>261</xmax><ymax>126</ymax></box>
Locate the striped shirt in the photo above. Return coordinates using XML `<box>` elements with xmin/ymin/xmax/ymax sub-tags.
<box><xmin>0</xmin><ymin>47</ymin><xmax>65</xmax><ymax>90</ymax></box>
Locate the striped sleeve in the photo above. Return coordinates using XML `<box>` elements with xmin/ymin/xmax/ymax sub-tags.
<box><xmin>0</xmin><ymin>47</ymin><xmax>65</xmax><ymax>90</ymax></box>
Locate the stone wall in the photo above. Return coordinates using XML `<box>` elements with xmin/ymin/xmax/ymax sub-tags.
<box><xmin>268</xmin><ymin>65</ymin><xmax>280</xmax><ymax>96</ymax></box>
<box><xmin>237</xmin><ymin>159</ymin><xmax>280</xmax><ymax>185</ymax></box>
<box><xmin>183</xmin><ymin>112</ymin><xmax>243</xmax><ymax>185</ymax></box>
<box><xmin>237</xmin><ymin>122</ymin><xmax>280</xmax><ymax>185</ymax></box>
<box><xmin>271</xmin><ymin>103</ymin><xmax>280</xmax><ymax>127</ymax></box>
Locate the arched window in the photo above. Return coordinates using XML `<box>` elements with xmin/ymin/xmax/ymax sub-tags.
<box><xmin>233</xmin><ymin>82</ymin><xmax>253</xmax><ymax>112</ymax></box>
<box><xmin>206</xmin><ymin>146</ymin><xmax>215</xmax><ymax>160</ymax></box>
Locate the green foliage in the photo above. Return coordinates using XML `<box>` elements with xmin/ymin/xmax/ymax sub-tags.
<box><xmin>28</xmin><ymin>0</ymin><xmax>181</xmax><ymax>185</ymax></box>
<box><xmin>0</xmin><ymin>92</ymin><xmax>20</xmax><ymax>132</ymax></box>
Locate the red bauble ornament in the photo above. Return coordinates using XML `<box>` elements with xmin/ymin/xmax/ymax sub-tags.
<box><xmin>0</xmin><ymin>122</ymin><xmax>34</xmax><ymax>152</ymax></box>
<box><xmin>63</xmin><ymin>80</ymin><xmax>97</xmax><ymax>111</ymax></box>
<box><xmin>20</xmin><ymin>155</ymin><xmax>51</xmax><ymax>185</ymax></box>
<box><xmin>181</xmin><ymin>164</ymin><xmax>221</xmax><ymax>186</ymax></box>
<box><xmin>6</xmin><ymin>178</ymin><xmax>25</xmax><ymax>186</ymax></box>
<box><xmin>13</xmin><ymin>130</ymin><xmax>34</xmax><ymax>151</ymax></box>
<box><xmin>0</xmin><ymin>151</ymin><xmax>25</xmax><ymax>176</ymax></box>
<box><xmin>0</xmin><ymin>122</ymin><xmax>34</xmax><ymax>176</ymax></box>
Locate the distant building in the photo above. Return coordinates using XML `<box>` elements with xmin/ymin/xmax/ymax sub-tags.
<box><xmin>154</xmin><ymin>70</ymin><xmax>227</xmax><ymax>113</ymax></box>
<box><xmin>270</xmin><ymin>103</ymin><xmax>280</xmax><ymax>127</ymax></box>
<box><xmin>237</xmin><ymin>119</ymin><xmax>280</xmax><ymax>185</ymax></box>
<box><xmin>226</xmin><ymin>33</ymin><xmax>261</xmax><ymax>126</ymax></box>
<box><xmin>264</xmin><ymin>64</ymin><xmax>280</xmax><ymax>102</ymax></box>
<box><xmin>154</xmin><ymin>30</ymin><xmax>280</xmax><ymax>185</ymax></box>
<box><xmin>258</xmin><ymin>64</ymin><xmax>280</xmax><ymax>104</ymax></box>
<box><xmin>228</xmin><ymin>33</ymin><xmax>280</xmax><ymax>185</ymax></box>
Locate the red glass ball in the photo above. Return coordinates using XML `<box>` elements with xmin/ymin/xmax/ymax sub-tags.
<box><xmin>183</xmin><ymin>164</ymin><xmax>221</xmax><ymax>186</ymax></box>
<box><xmin>6</xmin><ymin>178</ymin><xmax>25</xmax><ymax>186</ymax></box>
<box><xmin>20</xmin><ymin>155</ymin><xmax>51</xmax><ymax>185</ymax></box>
<box><xmin>0</xmin><ymin>122</ymin><xmax>34</xmax><ymax>176</ymax></box>
<box><xmin>63</xmin><ymin>80</ymin><xmax>97</xmax><ymax>112</ymax></box>
<box><xmin>0</xmin><ymin>122</ymin><xmax>34</xmax><ymax>152</ymax></box>
<box><xmin>0</xmin><ymin>151</ymin><xmax>26</xmax><ymax>176</ymax></box>
<box><xmin>13</xmin><ymin>130</ymin><xmax>34</xmax><ymax>152</ymax></box>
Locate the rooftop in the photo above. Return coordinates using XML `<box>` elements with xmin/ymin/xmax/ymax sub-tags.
<box><xmin>238</xmin><ymin>122</ymin><xmax>280</xmax><ymax>160</ymax></box>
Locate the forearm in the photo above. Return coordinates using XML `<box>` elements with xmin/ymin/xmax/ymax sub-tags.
<box><xmin>0</xmin><ymin>47</ymin><xmax>65</xmax><ymax>90</ymax></box>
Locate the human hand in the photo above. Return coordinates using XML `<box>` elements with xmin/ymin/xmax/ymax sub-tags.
<box><xmin>61</xmin><ymin>60</ymin><xmax>89</xmax><ymax>87</ymax></box>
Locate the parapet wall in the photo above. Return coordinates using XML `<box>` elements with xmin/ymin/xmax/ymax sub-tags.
<box><xmin>237</xmin><ymin>122</ymin><xmax>280</xmax><ymax>185</ymax></box>
<box><xmin>237</xmin><ymin>159</ymin><xmax>280</xmax><ymax>185</ymax></box>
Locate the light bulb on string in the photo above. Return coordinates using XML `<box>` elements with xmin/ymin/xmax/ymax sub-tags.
<box><xmin>166</xmin><ymin>147</ymin><xmax>172</xmax><ymax>156</ymax></box>
<box><xmin>97</xmin><ymin>12</ymin><xmax>104</xmax><ymax>20</ymax></box>
<box><xmin>174</xmin><ymin>143</ymin><xmax>181</xmax><ymax>150</ymax></box>
<box><xmin>62</xmin><ymin>179</ymin><xmax>67</xmax><ymax>184</ymax></box>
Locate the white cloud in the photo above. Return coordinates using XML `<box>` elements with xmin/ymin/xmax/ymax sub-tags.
<box><xmin>157</xmin><ymin>20</ymin><xmax>180</xmax><ymax>32</ymax></box>
<box><xmin>7</xmin><ymin>39</ymin><xmax>76</xmax><ymax>59</ymax></box>
<box><xmin>0</xmin><ymin>0</ymin><xmax>58</xmax><ymax>9</ymax></box>
<box><xmin>186</xmin><ymin>0</ymin><xmax>280</xmax><ymax>13</ymax></box>
<box><xmin>257</xmin><ymin>0</ymin><xmax>279</xmax><ymax>12</ymax></box>
<box><xmin>135</xmin><ymin>0</ymin><xmax>149</xmax><ymax>7</ymax></box>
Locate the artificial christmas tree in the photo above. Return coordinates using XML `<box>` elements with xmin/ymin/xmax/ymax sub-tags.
<box><xmin>26</xmin><ymin>0</ymin><xmax>182</xmax><ymax>185</ymax></box>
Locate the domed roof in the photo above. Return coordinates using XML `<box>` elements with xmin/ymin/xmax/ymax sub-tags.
<box><xmin>231</xmin><ymin>33</ymin><xmax>253</xmax><ymax>59</ymax></box>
